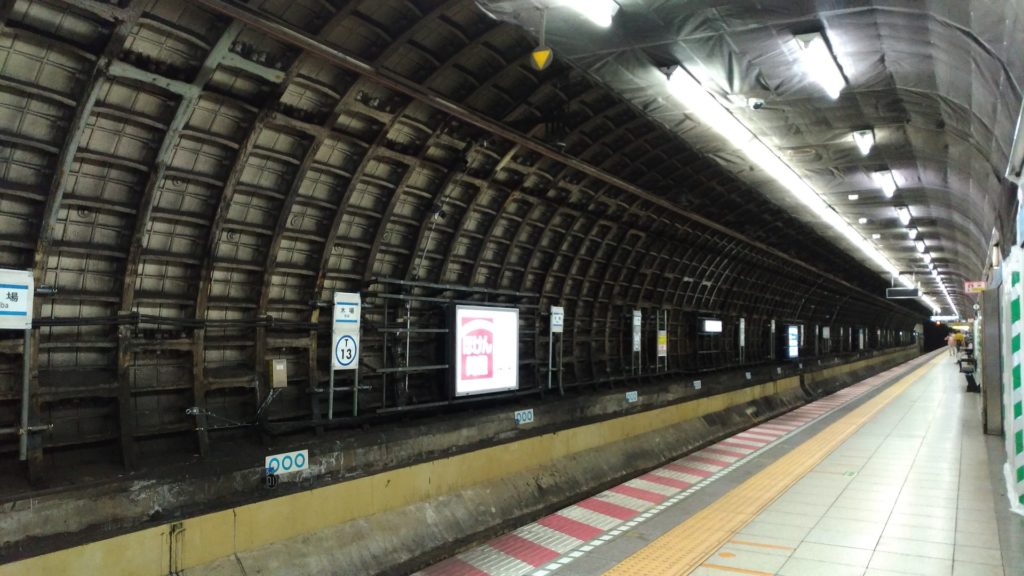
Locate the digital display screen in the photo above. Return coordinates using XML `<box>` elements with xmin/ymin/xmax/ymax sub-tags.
<box><xmin>787</xmin><ymin>325</ymin><xmax>800</xmax><ymax>358</ymax></box>
<box><xmin>454</xmin><ymin>306</ymin><xmax>520</xmax><ymax>396</ymax></box>
<box><xmin>701</xmin><ymin>319</ymin><xmax>723</xmax><ymax>333</ymax></box>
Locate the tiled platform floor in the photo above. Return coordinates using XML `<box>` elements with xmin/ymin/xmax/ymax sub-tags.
<box><xmin>416</xmin><ymin>351</ymin><xmax>1022</xmax><ymax>576</ymax></box>
<box><xmin>688</xmin><ymin>353</ymin><xmax>1016</xmax><ymax>576</ymax></box>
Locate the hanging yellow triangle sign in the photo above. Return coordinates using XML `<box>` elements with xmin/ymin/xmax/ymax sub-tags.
<box><xmin>531</xmin><ymin>47</ymin><xmax>554</xmax><ymax>71</ymax></box>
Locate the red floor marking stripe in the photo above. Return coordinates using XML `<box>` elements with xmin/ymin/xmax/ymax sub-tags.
<box><xmin>537</xmin><ymin>513</ymin><xmax>604</xmax><ymax>541</ymax></box>
<box><xmin>419</xmin><ymin>558</ymin><xmax>489</xmax><ymax>576</ymax></box>
<box><xmin>641</xmin><ymin>472</ymin><xmax>692</xmax><ymax>489</ymax></box>
<box><xmin>577</xmin><ymin>497</ymin><xmax>640</xmax><ymax>521</ymax></box>
<box><xmin>688</xmin><ymin>455</ymin><xmax>732</xmax><ymax>468</ymax></box>
<box><xmin>611</xmin><ymin>484</ymin><xmax>667</xmax><ymax>504</ymax></box>
<box><xmin>665</xmin><ymin>463</ymin><xmax>713</xmax><ymax>478</ymax></box>
<box><xmin>489</xmin><ymin>533</ymin><xmax>560</xmax><ymax>567</ymax></box>
<box><xmin>757</xmin><ymin>424</ymin><xmax>794</xmax><ymax>432</ymax></box>
<box><xmin>720</xmin><ymin>436</ymin><xmax>761</xmax><ymax>446</ymax></box>
<box><xmin>718</xmin><ymin>440</ymin><xmax>758</xmax><ymax>450</ymax></box>
<box><xmin>703</xmin><ymin>446</ymin><xmax>747</xmax><ymax>459</ymax></box>
<box><xmin>741</xmin><ymin>428</ymin><xmax>778</xmax><ymax>436</ymax></box>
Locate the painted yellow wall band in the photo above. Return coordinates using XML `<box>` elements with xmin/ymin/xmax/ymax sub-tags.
<box><xmin>604</xmin><ymin>353</ymin><xmax>942</xmax><ymax>576</ymax></box>
<box><xmin>0</xmin><ymin>351</ymin><xmax>905</xmax><ymax>576</ymax></box>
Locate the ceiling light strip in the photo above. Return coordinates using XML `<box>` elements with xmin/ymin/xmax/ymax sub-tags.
<box><xmin>666</xmin><ymin>68</ymin><xmax>941</xmax><ymax>313</ymax></box>
<box><xmin>559</xmin><ymin>0</ymin><xmax>620</xmax><ymax>28</ymax></box>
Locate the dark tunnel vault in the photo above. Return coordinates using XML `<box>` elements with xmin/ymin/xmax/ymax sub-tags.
<box><xmin>0</xmin><ymin>0</ymin><xmax>926</xmax><ymax>478</ymax></box>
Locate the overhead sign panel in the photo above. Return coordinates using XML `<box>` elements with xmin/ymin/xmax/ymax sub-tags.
<box><xmin>0</xmin><ymin>269</ymin><xmax>32</xmax><ymax>330</ymax></box>
<box><xmin>964</xmin><ymin>281</ymin><xmax>986</xmax><ymax>293</ymax></box>
<box><xmin>455</xmin><ymin>306</ymin><xmax>519</xmax><ymax>396</ymax></box>
<box><xmin>886</xmin><ymin>287</ymin><xmax>920</xmax><ymax>299</ymax></box>
<box><xmin>332</xmin><ymin>292</ymin><xmax>360</xmax><ymax>370</ymax></box>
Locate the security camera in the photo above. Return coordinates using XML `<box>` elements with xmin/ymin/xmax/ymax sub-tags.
<box><xmin>747</xmin><ymin>98</ymin><xmax>765</xmax><ymax>110</ymax></box>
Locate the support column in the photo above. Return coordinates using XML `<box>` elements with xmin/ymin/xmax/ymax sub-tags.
<box><xmin>1006</xmin><ymin>260</ymin><xmax>1024</xmax><ymax>509</ymax></box>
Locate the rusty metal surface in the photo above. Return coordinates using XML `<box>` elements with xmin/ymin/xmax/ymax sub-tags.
<box><xmin>0</xmin><ymin>0</ymin><xmax>924</xmax><ymax>476</ymax></box>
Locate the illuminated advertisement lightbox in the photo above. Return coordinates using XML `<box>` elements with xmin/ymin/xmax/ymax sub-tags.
<box><xmin>701</xmin><ymin>319</ymin><xmax>723</xmax><ymax>334</ymax></box>
<box><xmin>787</xmin><ymin>325</ymin><xmax>800</xmax><ymax>359</ymax></box>
<box><xmin>454</xmin><ymin>305</ymin><xmax>519</xmax><ymax>396</ymax></box>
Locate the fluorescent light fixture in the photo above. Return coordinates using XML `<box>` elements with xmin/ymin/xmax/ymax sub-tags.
<box><xmin>795</xmin><ymin>32</ymin><xmax>846</xmax><ymax>99</ymax></box>
<box><xmin>895</xmin><ymin>206</ymin><xmax>912</xmax><ymax>225</ymax></box>
<box><xmin>915</xmin><ymin>240</ymin><xmax>926</xmax><ymax>253</ymax></box>
<box><xmin>858</xmin><ymin>217</ymin><xmax>868</xmax><ymax>224</ymax></box>
<box><xmin>923</xmin><ymin>252</ymin><xmax>932</xmax><ymax>263</ymax></box>
<box><xmin>848</xmin><ymin>194</ymin><xmax>860</xmax><ymax>201</ymax></box>
<box><xmin>871</xmin><ymin>233</ymin><xmax>881</xmax><ymax>240</ymax></box>
<box><xmin>873</xmin><ymin>170</ymin><xmax>897</xmax><ymax>198</ymax></box>
<box><xmin>907</xmin><ymin>227</ymin><xmax>919</xmax><ymax>240</ymax></box>
<box><xmin>853</xmin><ymin>130</ymin><xmax>875</xmax><ymax>155</ymax></box>
<box><xmin>558</xmin><ymin>0</ymin><xmax>620</xmax><ymax>27</ymax></box>
<box><xmin>663</xmin><ymin>67</ymin><xmax>938</xmax><ymax>309</ymax></box>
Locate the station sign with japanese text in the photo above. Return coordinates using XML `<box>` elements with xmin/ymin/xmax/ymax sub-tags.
<box><xmin>964</xmin><ymin>281</ymin><xmax>986</xmax><ymax>294</ymax></box>
<box><xmin>550</xmin><ymin>306</ymin><xmax>564</xmax><ymax>334</ymax></box>
<box><xmin>332</xmin><ymin>292</ymin><xmax>360</xmax><ymax>370</ymax></box>
<box><xmin>0</xmin><ymin>269</ymin><xmax>32</xmax><ymax>330</ymax></box>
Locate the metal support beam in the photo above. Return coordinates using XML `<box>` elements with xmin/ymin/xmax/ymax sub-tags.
<box><xmin>361</xmin><ymin>143</ymin><xmax>437</xmax><ymax>283</ymax></box>
<box><xmin>190</xmin><ymin>110</ymin><xmax>266</xmax><ymax>451</ymax></box>
<box><xmin>26</xmin><ymin>3</ymin><xmax>141</xmax><ymax>477</ymax></box>
<box><xmin>18</xmin><ymin>328</ymin><xmax>29</xmax><ymax>461</ymax></box>
<box><xmin>32</xmin><ymin>5</ymin><xmax>142</xmax><ymax>280</ymax></box>
<box><xmin>192</xmin><ymin>0</ymin><xmax>911</xmax><ymax>314</ymax></box>
<box><xmin>117</xmin><ymin>20</ymin><xmax>244</xmax><ymax>468</ymax></box>
<box><xmin>263</xmin><ymin>0</ymin><xmax>463</xmax><ymax>316</ymax></box>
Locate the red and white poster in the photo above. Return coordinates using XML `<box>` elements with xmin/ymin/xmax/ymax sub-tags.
<box><xmin>455</xmin><ymin>306</ymin><xmax>519</xmax><ymax>396</ymax></box>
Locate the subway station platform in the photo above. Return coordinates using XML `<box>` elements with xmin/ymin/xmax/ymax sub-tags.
<box><xmin>419</xmin><ymin>352</ymin><xmax>1024</xmax><ymax>576</ymax></box>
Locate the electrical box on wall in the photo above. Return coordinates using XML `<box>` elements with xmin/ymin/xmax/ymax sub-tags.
<box><xmin>267</xmin><ymin>359</ymin><xmax>288</xmax><ymax>389</ymax></box>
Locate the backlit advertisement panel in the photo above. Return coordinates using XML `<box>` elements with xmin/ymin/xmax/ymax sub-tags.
<box><xmin>787</xmin><ymin>325</ymin><xmax>800</xmax><ymax>358</ymax></box>
<box><xmin>455</xmin><ymin>306</ymin><xmax>519</xmax><ymax>396</ymax></box>
<box><xmin>701</xmin><ymin>319</ymin><xmax>723</xmax><ymax>333</ymax></box>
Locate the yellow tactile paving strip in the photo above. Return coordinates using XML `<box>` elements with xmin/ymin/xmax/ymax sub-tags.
<box><xmin>605</xmin><ymin>353</ymin><xmax>944</xmax><ymax>576</ymax></box>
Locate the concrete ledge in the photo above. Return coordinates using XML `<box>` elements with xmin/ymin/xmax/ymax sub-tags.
<box><xmin>1</xmin><ymin>346</ymin><xmax>922</xmax><ymax>576</ymax></box>
<box><xmin>0</xmin><ymin>349</ymin><xmax>908</xmax><ymax>560</ymax></box>
<box><xmin>204</xmin><ymin>391</ymin><xmax>808</xmax><ymax>576</ymax></box>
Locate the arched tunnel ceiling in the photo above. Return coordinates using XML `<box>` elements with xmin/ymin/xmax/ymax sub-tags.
<box><xmin>479</xmin><ymin>0</ymin><xmax>1024</xmax><ymax>315</ymax></box>
<box><xmin>0</xmin><ymin>0</ymin><xmax>936</xmax><ymax>466</ymax></box>
<box><xmin>0</xmin><ymin>0</ymin><xmax>927</xmax><ymax>316</ymax></box>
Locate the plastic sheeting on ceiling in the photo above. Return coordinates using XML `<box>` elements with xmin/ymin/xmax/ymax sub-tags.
<box><xmin>477</xmin><ymin>0</ymin><xmax>1024</xmax><ymax>314</ymax></box>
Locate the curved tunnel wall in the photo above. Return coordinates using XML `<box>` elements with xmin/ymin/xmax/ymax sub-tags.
<box><xmin>0</xmin><ymin>0</ymin><xmax>922</xmax><ymax>474</ymax></box>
